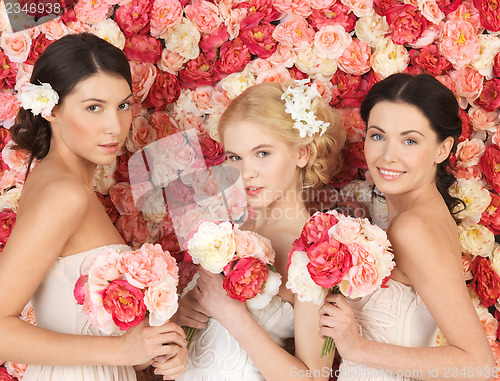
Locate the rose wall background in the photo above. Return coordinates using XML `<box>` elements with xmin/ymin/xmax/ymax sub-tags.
<box><xmin>1</xmin><ymin>0</ymin><xmax>500</xmax><ymax>379</ymax></box>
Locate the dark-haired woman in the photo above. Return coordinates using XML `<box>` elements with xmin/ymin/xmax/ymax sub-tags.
<box><xmin>319</xmin><ymin>73</ymin><xmax>495</xmax><ymax>380</ymax></box>
<box><xmin>0</xmin><ymin>33</ymin><xmax>186</xmax><ymax>381</ymax></box>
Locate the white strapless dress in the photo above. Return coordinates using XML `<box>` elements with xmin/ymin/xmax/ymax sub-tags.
<box><xmin>177</xmin><ymin>294</ymin><xmax>295</xmax><ymax>381</ymax></box>
<box><xmin>338</xmin><ymin>279</ymin><xmax>438</xmax><ymax>381</ymax></box>
<box><xmin>23</xmin><ymin>244</ymin><xmax>137</xmax><ymax>381</ymax></box>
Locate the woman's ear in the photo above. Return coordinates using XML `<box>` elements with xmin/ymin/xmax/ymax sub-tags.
<box><xmin>43</xmin><ymin>108</ymin><xmax>57</xmax><ymax>123</ymax></box>
<box><xmin>297</xmin><ymin>145</ymin><xmax>310</xmax><ymax>168</ymax></box>
<box><xmin>435</xmin><ymin>136</ymin><xmax>454</xmax><ymax>164</ymax></box>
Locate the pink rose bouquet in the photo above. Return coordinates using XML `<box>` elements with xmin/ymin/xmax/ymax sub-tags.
<box><xmin>74</xmin><ymin>243</ymin><xmax>179</xmax><ymax>334</ymax></box>
<box><xmin>286</xmin><ymin>210</ymin><xmax>394</xmax><ymax>360</ymax></box>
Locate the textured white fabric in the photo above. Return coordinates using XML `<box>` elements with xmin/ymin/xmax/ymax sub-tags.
<box><xmin>23</xmin><ymin>244</ymin><xmax>137</xmax><ymax>381</ymax></box>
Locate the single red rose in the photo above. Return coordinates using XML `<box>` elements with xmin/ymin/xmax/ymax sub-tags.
<box><xmin>0</xmin><ymin>51</ymin><xmax>17</xmax><ymax>90</ymax></box>
<box><xmin>458</xmin><ymin>108</ymin><xmax>472</xmax><ymax>142</ymax></box>
<box><xmin>215</xmin><ymin>37</ymin><xmax>252</xmax><ymax>75</ymax></box>
<box><xmin>239</xmin><ymin>22</ymin><xmax>277</xmax><ymax>59</ymax></box>
<box><xmin>114</xmin><ymin>151</ymin><xmax>132</xmax><ymax>183</ymax></box>
<box><xmin>475</xmin><ymin>78</ymin><xmax>500</xmax><ymax>112</ymax></box>
<box><xmin>480</xmin><ymin>145</ymin><xmax>500</xmax><ymax>194</ymax></box>
<box><xmin>344</xmin><ymin>141</ymin><xmax>367</xmax><ymax>169</ymax></box>
<box><xmin>114</xmin><ymin>0</ymin><xmax>152</xmax><ymax>38</ymax></box>
<box><xmin>373</xmin><ymin>0</ymin><xmax>401</xmax><ymax>16</ymax></box>
<box><xmin>473</xmin><ymin>0</ymin><xmax>500</xmax><ymax>32</ymax></box>
<box><xmin>223</xmin><ymin>257</ymin><xmax>268</xmax><ymax>302</ymax></box>
<box><xmin>123</xmin><ymin>34</ymin><xmax>162</xmax><ymax>64</ymax></box>
<box><xmin>198</xmin><ymin>133</ymin><xmax>226</xmax><ymax>166</ymax></box>
<box><xmin>149</xmin><ymin>111</ymin><xmax>180</xmax><ymax>139</ymax></box>
<box><xmin>179</xmin><ymin>54</ymin><xmax>219</xmax><ymax>89</ymax></box>
<box><xmin>143</xmin><ymin>70</ymin><xmax>180</xmax><ymax>111</ymax></box>
<box><xmin>330</xmin><ymin>70</ymin><xmax>366</xmax><ymax>108</ymax></box>
<box><xmin>494</xmin><ymin>52</ymin><xmax>500</xmax><ymax>78</ymax></box>
<box><xmin>307</xmin><ymin>240</ymin><xmax>351</xmax><ymax>288</ymax></box>
<box><xmin>301</xmin><ymin>212</ymin><xmax>339</xmax><ymax>245</ymax></box>
<box><xmin>0</xmin><ymin>367</ymin><xmax>16</xmax><ymax>381</ymax></box>
<box><xmin>236</xmin><ymin>0</ymin><xmax>280</xmax><ymax>23</ymax></box>
<box><xmin>199</xmin><ymin>25</ymin><xmax>230</xmax><ymax>61</ymax></box>
<box><xmin>115</xmin><ymin>212</ymin><xmax>151</xmax><ymax>248</ymax></box>
<box><xmin>480</xmin><ymin>192</ymin><xmax>500</xmax><ymax>235</ymax></box>
<box><xmin>0</xmin><ymin>210</ymin><xmax>16</xmax><ymax>250</ymax></box>
<box><xmin>102</xmin><ymin>279</ymin><xmax>147</xmax><ymax>330</ymax></box>
<box><xmin>408</xmin><ymin>44</ymin><xmax>452</xmax><ymax>77</ymax></box>
<box><xmin>471</xmin><ymin>256</ymin><xmax>500</xmax><ymax>308</ymax></box>
<box><xmin>308</xmin><ymin>2</ymin><xmax>356</xmax><ymax>32</ymax></box>
<box><xmin>436</xmin><ymin>0</ymin><xmax>461</xmax><ymax>14</ymax></box>
<box><xmin>386</xmin><ymin>4</ymin><xmax>428</xmax><ymax>45</ymax></box>
<box><xmin>289</xmin><ymin>66</ymin><xmax>309</xmax><ymax>80</ymax></box>
<box><xmin>26</xmin><ymin>33</ymin><xmax>52</xmax><ymax>65</ymax></box>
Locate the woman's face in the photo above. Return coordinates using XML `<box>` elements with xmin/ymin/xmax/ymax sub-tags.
<box><xmin>364</xmin><ymin>101</ymin><xmax>452</xmax><ymax>196</ymax></box>
<box><xmin>222</xmin><ymin>120</ymin><xmax>308</xmax><ymax>210</ymax></box>
<box><xmin>48</xmin><ymin>72</ymin><xmax>133</xmax><ymax>166</ymax></box>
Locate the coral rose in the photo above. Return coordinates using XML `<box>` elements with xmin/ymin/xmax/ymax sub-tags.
<box><xmin>74</xmin><ymin>0</ymin><xmax>111</xmax><ymax>24</ymax></box>
<box><xmin>314</xmin><ymin>25</ymin><xmax>352</xmax><ymax>60</ymax></box>
<box><xmin>102</xmin><ymin>279</ymin><xmax>147</xmax><ymax>330</ymax></box>
<box><xmin>272</xmin><ymin>16</ymin><xmax>315</xmax><ymax>52</ymax></box>
<box><xmin>471</xmin><ymin>256</ymin><xmax>500</xmax><ymax>308</ymax></box>
<box><xmin>130</xmin><ymin>61</ymin><xmax>157</xmax><ymax>103</ymax></box>
<box><xmin>301</xmin><ymin>212</ymin><xmax>339</xmax><ymax>245</ymax></box>
<box><xmin>308</xmin><ymin>2</ymin><xmax>356</xmax><ymax>32</ymax></box>
<box><xmin>144</xmin><ymin>278</ymin><xmax>179</xmax><ymax>326</ymax></box>
<box><xmin>307</xmin><ymin>240</ymin><xmax>352</xmax><ymax>288</ymax></box>
<box><xmin>239</xmin><ymin>23</ymin><xmax>277</xmax><ymax>59</ymax></box>
<box><xmin>385</xmin><ymin>4</ymin><xmax>427</xmax><ymax>45</ymax></box>
<box><xmin>150</xmin><ymin>0</ymin><xmax>183</xmax><ymax>38</ymax></box>
<box><xmin>439</xmin><ymin>20</ymin><xmax>480</xmax><ymax>68</ymax></box>
<box><xmin>473</xmin><ymin>0</ymin><xmax>500</xmax><ymax>32</ymax></box>
<box><xmin>184</xmin><ymin>0</ymin><xmax>222</xmax><ymax>34</ymax></box>
<box><xmin>338</xmin><ymin>38</ymin><xmax>371</xmax><ymax>76</ymax></box>
<box><xmin>144</xmin><ymin>70</ymin><xmax>180</xmax><ymax>111</ymax></box>
<box><xmin>339</xmin><ymin>242</ymin><xmax>379</xmax><ymax>298</ymax></box>
<box><xmin>223</xmin><ymin>257</ymin><xmax>269</xmax><ymax>302</ymax></box>
<box><xmin>0</xmin><ymin>30</ymin><xmax>32</xmax><ymax>63</ymax></box>
<box><xmin>215</xmin><ymin>37</ymin><xmax>251</xmax><ymax>75</ymax></box>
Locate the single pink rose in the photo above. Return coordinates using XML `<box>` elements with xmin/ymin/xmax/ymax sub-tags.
<box><xmin>0</xmin><ymin>51</ymin><xmax>17</xmax><ymax>90</ymax></box>
<box><xmin>2</xmin><ymin>142</ymin><xmax>29</xmax><ymax>171</ymax></box>
<box><xmin>224</xmin><ymin>7</ymin><xmax>248</xmax><ymax>39</ymax></box>
<box><xmin>123</xmin><ymin>34</ymin><xmax>162</xmax><ymax>64</ymax></box>
<box><xmin>409</xmin><ymin>44</ymin><xmax>452</xmax><ymax>76</ymax></box>
<box><xmin>0</xmin><ymin>210</ymin><xmax>16</xmax><ymax>249</ymax></box>
<box><xmin>115</xmin><ymin>212</ymin><xmax>153</xmax><ymax>248</ymax></box>
<box><xmin>118</xmin><ymin>244</ymin><xmax>170</xmax><ymax>288</ymax></box>
<box><xmin>223</xmin><ymin>257</ymin><xmax>269</xmax><ymax>302</ymax></box>
<box><xmin>39</xmin><ymin>19</ymin><xmax>69</xmax><ymax>40</ymax></box>
<box><xmin>256</xmin><ymin>66</ymin><xmax>292</xmax><ymax>84</ymax></box>
<box><xmin>450</xmin><ymin>67</ymin><xmax>483</xmax><ymax>101</ymax></box>
<box><xmin>87</xmin><ymin>248</ymin><xmax>121</xmax><ymax>287</ymax></box>
<box><xmin>307</xmin><ymin>240</ymin><xmax>352</xmax><ymax>288</ymax></box>
<box><xmin>386</xmin><ymin>4</ymin><xmax>428</xmax><ymax>45</ymax></box>
<box><xmin>15</xmin><ymin>62</ymin><xmax>34</xmax><ymax>93</ymax></box>
<box><xmin>342</xmin><ymin>243</ymin><xmax>379</xmax><ymax>297</ymax></box>
<box><xmin>114</xmin><ymin>0</ymin><xmax>152</xmax><ymax>37</ymax></box>
<box><xmin>340</xmin><ymin>0</ymin><xmax>373</xmax><ymax>16</ymax></box>
<box><xmin>185</xmin><ymin>0</ymin><xmax>222</xmax><ymax>34</ymax></box>
<box><xmin>455</xmin><ymin>138</ymin><xmax>486</xmax><ymax>168</ymax></box>
<box><xmin>190</xmin><ymin>86</ymin><xmax>215</xmax><ymax>113</ymax></box>
<box><xmin>0</xmin><ymin>170</ymin><xmax>25</xmax><ymax>194</ymax></box>
<box><xmin>4</xmin><ymin>362</ymin><xmax>27</xmax><ymax>380</ymax></box>
<box><xmin>338</xmin><ymin>38</ymin><xmax>371</xmax><ymax>76</ymax></box>
<box><xmin>329</xmin><ymin>217</ymin><xmax>362</xmax><ymax>245</ymax></box>
<box><xmin>420</xmin><ymin>0</ymin><xmax>445</xmax><ymax>24</ymax></box>
<box><xmin>110</xmin><ymin>182</ymin><xmax>138</xmax><ymax>216</ymax></box>
<box><xmin>74</xmin><ymin>0</ymin><xmax>111</xmax><ymax>24</ymax></box>
<box><xmin>239</xmin><ymin>23</ymin><xmax>278</xmax><ymax>59</ymax></box>
<box><xmin>0</xmin><ymin>31</ymin><xmax>32</xmax><ymax>64</ymax></box>
<box><xmin>144</xmin><ymin>279</ymin><xmax>179</xmax><ymax>325</ymax></box>
<box><xmin>475</xmin><ymin>78</ymin><xmax>500</xmax><ymax>112</ymax></box>
<box><xmin>74</xmin><ymin>274</ymin><xmax>89</xmax><ymax>305</ymax></box>
<box><xmin>272</xmin><ymin>16</ymin><xmax>315</xmax><ymax>52</ymax></box>
<box><xmin>468</xmin><ymin>106</ymin><xmax>498</xmax><ymax>133</ymax></box>
<box><xmin>150</xmin><ymin>0</ymin><xmax>183</xmax><ymax>37</ymax></box>
<box><xmin>234</xmin><ymin>229</ymin><xmax>275</xmax><ymax>264</ymax></box>
<box><xmin>314</xmin><ymin>24</ymin><xmax>351</xmax><ymax>60</ymax></box>
<box><xmin>0</xmin><ymin>93</ymin><xmax>21</xmax><ymax>129</ymax></box>
<box><xmin>338</xmin><ymin>107</ymin><xmax>365</xmax><ymax>143</ymax></box>
<box><xmin>178</xmin><ymin>54</ymin><xmax>219</xmax><ymax>89</ymax></box>
<box><xmin>302</xmin><ymin>212</ymin><xmax>339</xmax><ymax>245</ymax></box>
<box><xmin>102</xmin><ymin>279</ymin><xmax>147</xmax><ymax>330</ymax></box>
<box><xmin>149</xmin><ymin>111</ymin><xmax>180</xmax><ymax>139</ymax></box>
<box><xmin>308</xmin><ymin>2</ymin><xmax>356</xmax><ymax>32</ymax></box>
<box><xmin>130</xmin><ymin>61</ymin><xmax>157</xmax><ymax>103</ymax></box>
<box><xmin>126</xmin><ymin>115</ymin><xmax>156</xmax><ymax>153</ymax></box>
<box><xmin>158</xmin><ymin>49</ymin><xmax>186</xmax><ymax>74</ymax></box>
<box><xmin>144</xmin><ymin>70</ymin><xmax>180</xmax><ymax>111</ymax></box>
<box><xmin>215</xmin><ymin>37</ymin><xmax>252</xmax><ymax>75</ymax></box>
<box><xmin>461</xmin><ymin>254</ymin><xmax>474</xmax><ymax>281</ymax></box>
<box><xmin>473</xmin><ymin>0</ymin><xmax>500</xmax><ymax>32</ymax></box>
<box><xmin>452</xmin><ymin>165</ymin><xmax>482</xmax><ymax>181</ymax></box>
<box><xmin>267</xmin><ymin>43</ymin><xmax>297</xmax><ymax>68</ymax></box>
<box><xmin>439</xmin><ymin>20</ymin><xmax>480</xmax><ymax>68</ymax></box>
<box><xmin>272</xmin><ymin>0</ymin><xmax>312</xmax><ymax>17</ymax></box>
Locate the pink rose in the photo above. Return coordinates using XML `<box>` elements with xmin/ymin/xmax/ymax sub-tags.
<box><xmin>256</xmin><ymin>66</ymin><xmax>292</xmax><ymax>84</ymax></box>
<box><xmin>480</xmin><ymin>192</ymin><xmax>500</xmax><ymax>235</ymax></box>
<box><xmin>455</xmin><ymin>138</ymin><xmax>486</xmax><ymax>168</ymax></box>
<box><xmin>102</xmin><ymin>279</ymin><xmax>147</xmax><ymax>330</ymax></box>
<box><xmin>236</xmin><ymin>0</ymin><xmax>280</xmax><ymax>23</ymax></box>
<box><xmin>126</xmin><ymin>115</ymin><xmax>156</xmax><ymax>152</ymax></box>
<box><xmin>307</xmin><ymin>240</ymin><xmax>352</xmax><ymax>288</ymax></box>
<box><xmin>234</xmin><ymin>229</ymin><xmax>275</xmax><ymax>264</ymax></box>
<box><xmin>158</xmin><ymin>49</ymin><xmax>186</xmax><ymax>74</ymax></box>
<box><xmin>199</xmin><ymin>25</ymin><xmax>230</xmax><ymax>61</ymax></box>
<box><xmin>144</xmin><ymin>70</ymin><xmax>180</xmax><ymax>111</ymax></box>
<box><xmin>0</xmin><ymin>51</ymin><xmax>17</xmax><ymax>90</ymax></box>
<box><xmin>341</xmin><ymin>242</ymin><xmax>379</xmax><ymax>297</ymax></box>
<box><xmin>149</xmin><ymin>111</ymin><xmax>180</xmax><ymax>139</ymax></box>
<box><xmin>468</xmin><ymin>106</ymin><xmax>498</xmax><ymax>132</ymax></box>
<box><xmin>329</xmin><ymin>217</ymin><xmax>362</xmax><ymax>244</ymax></box>
<box><xmin>150</xmin><ymin>0</ymin><xmax>183</xmax><ymax>38</ymax></box>
<box><xmin>118</xmin><ymin>244</ymin><xmax>169</xmax><ymax>288</ymax></box>
<box><xmin>473</xmin><ymin>0</ymin><xmax>500</xmax><ymax>32</ymax></box>
<box><xmin>116</xmin><ymin>212</ymin><xmax>153</xmax><ymax>248</ymax></box>
<box><xmin>338</xmin><ymin>38</ymin><xmax>371</xmax><ymax>76</ymax></box>
<box><xmin>178</xmin><ymin>54</ymin><xmax>219</xmax><ymax>89</ymax></box>
<box><xmin>4</xmin><ymin>362</ymin><xmax>27</xmax><ymax>379</ymax></box>
<box><xmin>439</xmin><ymin>20</ymin><xmax>480</xmax><ymax>68</ymax></box>
<box><xmin>450</xmin><ymin>67</ymin><xmax>483</xmax><ymax>101</ymax></box>
<box><xmin>272</xmin><ymin>16</ymin><xmax>315</xmax><ymax>52</ymax></box>
<box><xmin>0</xmin><ymin>92</ymin><xmax>21</xmax><ymax>129</ymax></box>
<box><xmin>306</xmin><ymin>0</ymin><xmax>335</xmax><ymax>9</ymax></box>
<box><xmin>340</xmin><ymin>0</ymin><xmax>373</xmax><ymax>16</ymax></box>
<box><xmin>308</xmin><ymin>2</ymin><xmax>356</xmax><ymax>32</ymax></box>
<box><xmin>420</xmin><ymin>0</ymin><xmax>445</xmax><ymax>24</ymax></box>
<box><xmin>74</xmin><ymin>275</ymin><xmax>89</xmax><ymax>305</ymax></box>
<box><xmin>15</xmin><ymin>62</ymin><xmax>34</xmax><ymax>93</ymax></box>
<box><xmin>185</xmin><ymin>0</ymin><xmax>222</xmax><ymax>34</ymax></box>
<box><xmin>110</xmin><ymin>182</ymin><xmax>138</xmax><ymax>216</ymax></box>
<box><xmin>199</xmin><ymin>133</ymin><xmax>225</xmax><ymax>166</ymax></box>
<box><xmin>475</xmin><ymin>78</ymin><xmax>500</xmax><ymax>112</ymax></box>
<box><xmin>0</xmin><ymin>170</ymin><xmax>25</xmax><ymax>195</ymax></box>
<box><xmin>338</xmin><ymin>107</ymin><xmax>364</xmax><ymax>143</ymax></box>
<box><xmin>215</xmin><ymin>37</ymin><xmax>252</xmax><ymax>75</ymax></box>
<box><xmin>480</xmin><ymin>145</ymin><xmax>500</xmax><ymax>195</ymax></box>
<box><xmin>301</xmin><ymin>212</ymin><xmax>339</xmax><ymax>245</ymax></box>
<box><xmin>124</xmin><ymin>35</ymin><xmax>162</xmax><ymax>64</ymax></box>
<box><xmin>314</xmin><ymin>25</ymin><xmax>351</xmax><ymax>60</ymax></box>
<box><xmin>87</xmin><ymin>248</ymin><xmax>121</xmax><ymax>287</ymax></box>
<box><xmin>267</xmin><ymin>43</ymin><xmax>297</xmax><ymax>68</ymax></box>
<box><xmin>144</xmin><ymin>279</ymin><xmax>179</xmax><ymax>325</ymax></box>
<box><xmin>461</xmin><ymin>254</ymin><xmax>473</xmax><ymax>281</ymax></box>
<box><xmin>130</xmin><ymin>61</ymin><xmax>157</xmax><ymax>103</ymax></box>
<box><xmin>494</xmin><ymin>52</ymin><xmax>500</xmax><ymax>78</ymax></box>
<box><xmin>386</xmin><ymin>4</ymin><xmax>427</xmax><ymax>45</ymax></box>
<box><xmin>0</xmin><ymin>31</ymin><xmax>32</xmax><ymax>64</ymax></box>
<box><xmin>0</xmin><ymin>210</ymin><xmax>16</xmax><ymax>250</ymax></box>
<box><xmin>74</xmin><ymin>0</ymin><xmax>111</xmax><ymax>24</ymax></box>
<box><xmin>471</xmin><ymin>256</ymin><xmax>500</xmax><ymax>308</ymax></box>
<box><xmin>190</xmin><ymin>86</ymin><xmax>215</xmax><ymax>113</ymax></box>
<box><xmin>409</xmin><ymin>44</ymin><xmax>452</xmax><ymax>76</ymax></box>
<box><xmin>114</xmin><ymin>0</ymin><xmax>152</xmax><ymax>37</ymax></box>
<box><xmin>2</xmin><ymin>142</ymin><xmax>29</xmax><ymax>171</ymax></box>
<box><xmin>239</xmin><ymin>23</ymin><xmax>278</xmax><ymax>59</ymax></box>
<box><xmin>272</xmin><ymin>0</ymin><xmax>312</xmax><ymax>17</ymax></box>
<box><xmin>223</xmin><ymin>257</ymin><xmax>269</xmax><ymax>302</ymax></box>
<box><xmin>39</xmin><ymin>19</ymin><xmax>69</xmax><ymax>40</ymax></box>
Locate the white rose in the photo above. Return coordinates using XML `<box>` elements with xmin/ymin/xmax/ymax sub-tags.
<box><xmin>490</xmin><ymin>243</ymin><xmax>500</xmax><ymax>276</ymax></box>
<box><xmin>18</xmin><ymin>82</ymin><xmax>59</xmax><ymax>117</ymax></box>
<box><xmin>219</xmin><ymin>69</ymin><xmax>256</xmax><ymax>100</ymax></box>
<box><xmin>471</xmin><ymin>34</ymin><xmax>500</xmax><ymax>80</ymax></box>
<box><xmin>93</xmin><ymin>162</ymin><xmax>117</xmax><ymax>195</ymax></box>
<box><xmin>458</xmin><ymin>224</ymin><xmax>495</xmax><ymax>257</ymax></box>
<box><xmin>172</xmin><ymin>90</ymin><xmax>204</xmax><ymax>118</ymax></box>
<box><xmin>165</xmin><ymin>18</ymin><xmax>200</xmax><ymax>60</ymax></box>
<box><xmin>286</xmin><ymin>250</ymin><xmax>326</xmax><ymax>305</ymax></box>
<box><xmin>295</xmin><ymin>46</ymin><xmax>337</xmax><ymax>81</ymax></box>
<box><xmin>205</xmin><ymin>110</ymin><xmax>223</xmax><ymax>142</ymax></box>
<box><xmin>246</xmin><ymin>271</ymin><xmax>282</xmax><ymax>311</ymax></box>
<box><xmin>449</xmin><ymin>178</ymin><xmax>491</xmax><ymax>224</ymax></box>
<box><xmin>145</xmin><ymin>277</ymin><xmax>179</xmax><ymax>326</ymax></box>
<box><xmin>370</xmin><ymin>37</ymin><xmax>410</xmax><ymax>79</ymax></box>
<box><xmin>355</xmin><ymin>14</ymin><xmax>390</xmax><ymax>48</ymax></box>
<box><xmin>0</xmin><ymin>186</ymin><xmax>22</xmax><ymax>211</ymax></box>
<box><xmin>141</xmin><ymin>189</ymin><xmax>167</xmax><ymax>224</ymax></box>
<box><xmin>187</xmin><ymin>221</ymin><xmax>236</xmax><ymax>273</ymax></box>
<box><xmin>90</xmin><ymin>19</ymin><xmax>126</xmax><ymax>49</ymax></box>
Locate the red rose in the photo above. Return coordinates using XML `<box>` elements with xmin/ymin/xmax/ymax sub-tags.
<box><xmin>159</xmin><ymin>233</ymin><xmax>182</xmax><ymax>260</ymax></box>
<box><xmin>114</xmin><ymin>0</ymin><xmax>152</xmax><ymax>38</ymax></box>
<box><xmin>480</xmin><ymin>145</ymin><xmax>500</xmax><ymax>194</ymax></box>
<box><xmin>0</xmin><ymin>210</ymin><xmax>16</xmax><ymax>250</ymax></box>
<box><xmin>26</xmin><ymin>33</ymin><xmax>52</xmax><ymax>65</ymax></box>
<box><xmin>114</xmin><ymin>151</ymin><xmax>132</xmax><ymax>183</ymax></box>
<box><xmin>330</xmin><ymin>70</ymin><xmax>368</xmax><ymax>108</ymax></box>
<box><xmin>307</xmin><ymin>240</ymin><xmax>352</xmax><ymax>288</ymax></box>
<box><xmin>116</xmin><ymin>212</ymin><xmax>152</xmax><ymax>248</ymax></box>
<box><xmin>179</xmin><ymin>54</ymin><xmax>219</xmax><ymax>89</ymax></box>
<box><xmin>373</xmin><ymin>0</ymin><xmax>401</xmax><ymax>16</ymax></box>
<box><xmin>236</xmin><ymin>0</ymin><xmax>280</xmax><ymax>23</ymax></box>
<box><xmin>308</xmin><ymin>2</ymin><xmax>356</xmax><ymax>32</ymax></box>
<box><xmin>386</xmin><ymin>4</ymin><xmax>428</xmax><ymax>45</ymax></box>
<box><xmin>96</xmin><ymin>193</ymin><xmax>120</xmax><ymax>224</ymax></box>
<box><xmin>494</xmin><ymin>52</ymin><xmax>500</xmax><ymax>78</ymax></box>
<box><xmin>480</xmin><ymin>192</ymin><xmax>500</xmax><ymax>235</ymax></box>
<box><xmin>471</xmin><ymin>256</ymin><xmax>500</xmax><ymax>308</ymax></box>
<box><xmin>74</xmin><ymin>275</ymin><xmax>88</xmax><ymax>305</ymax></box>
<box><xmin>199</xmin><ymin>133</ymin><xmax>226</xmax><ymax>166</ymax></box>
<box><xmin>102</xmin><ymin>279</ymin><xmax>147</xmax><ymax>330</ymax></box>
<box><xmin>289</xmin><ymin>66</ymin><xmax>309</xmax><ymax>80</ymax></box>
<box><xmin>200</xmin><ymin>25</ymin><xmax>230</xmax><ymax>62</ymax></box>
<box><xmin>409</xmin><ymin>44</ymin><xmax>452</xmax><ymax>77</ymax></box>
<box><xmin>436</xmin><ymin>0</ymin><xmax>461</xmax><ymax>14</ymax></box>
<box><xmin>223</xmin><ymin>257</ymin><xmax>269</xmax><ymax>302</ymax></box>
<box><xmin>239</xmin><ymin>23</ymin><xmax>277</xmax><ymax>59</ymax></box>
<box><xmin>0</xmin><ymin>51</ymin><xmax>17</xmax><ymax>90</ymax></box>
<box><xmin>177</xmin><ymin>260</ymin><xmax>198</xmax><ymax>295</ymax></box>
<box><xmin>329</xmin><ymin>161</ymin><xmax>360</xmax><ymax>188</ymax></box>
<box><xmin>0</xmin><ymin>127</ymin><xmax>11</xmax><ymax>150</ymax></box>
<box><xmin>0</xmin><ymin>367</ymin><xmax>16</xmax><ymax>381</ymax></box>
<box><xmin>475</xmin><ymin>78</ymin><xmax>500</xmax><ymax>112</ymax></box>
<box><xmin>301</xmin><ymin>212</ymin><xmax>339</xmax><ymax>245</ymax></box>
<box><xmin>123</xmin><ymin>34</ymin><xmax>162</xmax><ymax>64</ymax></box>
<box><xmin>215</xmin><ymin>38</ymin><xmax>252</xmax><ymax>75</ymax></box>
<box><xmin>458</xmin><ymin>108</ymin><xmax>472</xmax><ymax>142</ymax></box>
<box><xmin>344</xmin><ymin>141</ymin><xmax>367</xmax><ymax>170</ymax></box>
<box><xmin>144</xmin><ymin>70</ymin><xmax>180</xmax><ymax>111</ymax></box>
<box><xmin>149</xmin><ymin>111</ymin><xmax>180</xmax><ymax>139</ymax></box>
<box><xmin>473</xmin><ymin>0</ymin><xmax>500</xmax><ymax>32</ymax></box>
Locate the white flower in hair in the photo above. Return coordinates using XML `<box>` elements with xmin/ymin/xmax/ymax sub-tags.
<box><xmin>281</xmin><ymin>79</ymin><xmax>330</xmax><ymax>138</ymax></box>
<box><xmin>18</xmin><ymin>82</ymin><xmax>59</xmax><ymax>118</ymax></box>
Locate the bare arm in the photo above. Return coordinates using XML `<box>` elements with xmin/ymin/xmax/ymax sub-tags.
<box><xmin>319</xmin><ymin>214</ymin><xmax>496</xmax><ymax>380</ymax></box>
<box><xmin>0</xmin><ymin>180</ymin><xmax>185</xmax><ymax>367</ymax></box>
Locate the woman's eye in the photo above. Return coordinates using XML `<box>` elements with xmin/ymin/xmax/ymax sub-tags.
<box><xmin>404</xmin><ymin>138</ymin><xmax>417</xmax><ymax>145</ymax></box>
<box><xmin>227</xmin><ymin>155</ymin><xmax>241</xmax><ymax>161</ymax></box>
<box><xmin>119</xmin><ymin>102</ymin><xmax>131</xmax><ymax>111</ymax></box>
<box><xmin>257</xmin><ymin>151</ymin><xmax>269</xmax><ymax>158</ymax></box>
<box><xmin>87</xmin><ymin>105</ymin><xmax>101</xmax><ymax>112</ymax></box>
<box><xmin>370</xmin><ymin>133</ymin><xmax>383</xmax><ymax>141</ymax></box>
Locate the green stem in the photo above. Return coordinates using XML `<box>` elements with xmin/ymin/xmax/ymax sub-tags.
<box><xmin>183</xmin><ymin>326</ymin><xmax>198</xmax><ymax>349</ymax></box>
<box><xmin>320</xmin><ymin>286</ymin><xmax>341</xmax><ymax>362</ymax></box>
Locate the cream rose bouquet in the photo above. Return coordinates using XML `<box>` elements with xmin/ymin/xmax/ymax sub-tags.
<box><xmin>286</xmin><ymin>210</ymin><xmax>394</xmax><ymax>360</ymax></box>
<box><xmin>73</xmin><ymin>243</ymin><xmax>179</xmax><ymax>335</ymax></box>
<box><xmin>183</xmin><ymin>220</ymin><xmax>281</xmax><ymax>345</ymax></box>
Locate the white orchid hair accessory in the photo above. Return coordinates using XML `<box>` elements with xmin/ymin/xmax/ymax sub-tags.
<box><xmin>18</xmin><ymin>82</ymin><xmax>59</xmax><ymax>118</ymax></box>
<box><xmin>281</xmin><ymin>79</ymin><xmax>330</xmax><ymax>138</ymax></box>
